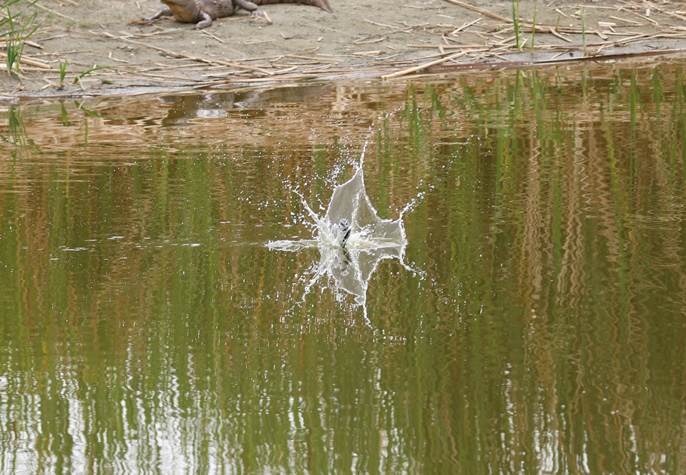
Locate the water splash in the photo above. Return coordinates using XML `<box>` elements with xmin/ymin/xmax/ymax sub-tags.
<box><xmin>268</xmin><ymin>144</ymin><xmax>420</xmax><ymax>321</ymax></box>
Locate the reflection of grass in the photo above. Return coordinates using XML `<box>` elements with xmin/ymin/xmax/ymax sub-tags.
<box><xmin>3</xmin><ymin>105</ymin><xmax>31</xmax><ymax>158</ymax></box>
<box><xmin>1</xmin><ymin>104</ymin><xmax>45</xmax><ymax>159</ymax></box>
<box><xmin>60</xmin><ymin>102</ymin><xmax>70</xmax><ymax>126</ymax></box>
<box><xmin>8</xmin><ymin>106</ymin><xmax>25</xmax><ymax>144</ymax></box>
<box><xmin>1</xmin><ymin>64</ymin><xmax>686</xmax><ymax>475</ymax></box>
<box><xmin>2</xmin><ymin>0</ymin><xmax>39</xmax><ymax>74</ymax></box>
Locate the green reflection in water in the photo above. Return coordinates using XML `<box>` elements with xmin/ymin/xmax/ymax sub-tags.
<box><xmin>1</xmin><ymin>62</ymin><xmax>686</xmax><ymax>474</ymax></box>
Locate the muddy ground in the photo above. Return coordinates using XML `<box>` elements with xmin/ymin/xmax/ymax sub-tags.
<box><xmin>1</xmin><ymin>0</ymin><xmax>686</xmax><ymax>101</ymax></box>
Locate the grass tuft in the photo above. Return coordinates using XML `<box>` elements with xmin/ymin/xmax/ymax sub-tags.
<box><xmin>1</xmin><ymin>0</ymin><xmax>39</xmax><ymax>75</ymax></box>
<box><xmin>73</xmin><ymin>65</ymin><xmax>114</xmax><ymax>89</ymax></box>
<box><xmin>512</xmin><ymin>0</ymin><xmax>522</xmax><ymax>51</ymax></box>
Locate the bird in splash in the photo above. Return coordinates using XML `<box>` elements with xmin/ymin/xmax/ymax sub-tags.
<box><xmin>338</xmin><ymin>219</ymin><xmax>351</xmax><ymax>248</ymax></box>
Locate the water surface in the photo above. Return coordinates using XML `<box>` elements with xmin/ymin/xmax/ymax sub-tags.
<box><xmin>1</xmin><ymin>59</ymin><xmax>686</xmax><ymax>473</ymax></box>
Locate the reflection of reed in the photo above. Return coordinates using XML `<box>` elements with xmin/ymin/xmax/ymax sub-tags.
<box><xmin>557</xmin><ymin>126</ymin><xmax>586</xmax><ymax>311</ymax></box>
<box><xmin>1</xmin><ymin>62</ymin><xmax>686</xmax><ymax>473</ymax></box>
<box><xmin>438</xmin><ymin>65</ymin><xmax>686</xmax><ymax>473</ymax></box>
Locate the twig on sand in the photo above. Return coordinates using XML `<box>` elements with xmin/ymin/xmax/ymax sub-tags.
<box><xmin>442</xmin><ymin>0</ymin><xmax>512</xmax><ymax>23</ymax></box>
<box><xmin>382</xmin><ymin>50</ymin><xmax>471</xmax><ymax>79</ymax></box>
<box><xmin>34</xmin><ymin>3</ymin><xmax>77</xmax><ymax>21</ymax></box>
<box><xmin>110</xmin><ymin>34</ymin><xmax>277</xmax><ymax>75</ymax></box>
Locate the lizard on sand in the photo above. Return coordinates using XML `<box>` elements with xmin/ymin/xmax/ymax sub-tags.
<box><xmin>145</xmin><ymin>0</ymin><xmax>333</xmax><ymax>29</ymax></box>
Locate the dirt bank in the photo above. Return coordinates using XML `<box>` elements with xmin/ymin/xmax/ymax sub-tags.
<box><xmin>2</xmin><ymin>0</ymin><xmax>686</xmax><ymax>101</ymax></box>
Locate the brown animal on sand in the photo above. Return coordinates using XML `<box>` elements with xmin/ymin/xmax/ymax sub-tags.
<box><xmin>144</xmin><ymin>0</ymin><xmax>333</xmax><ymax>29</ymax></box>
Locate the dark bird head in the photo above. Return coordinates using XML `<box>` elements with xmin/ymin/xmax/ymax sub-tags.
<box><xmin>339</xmin><ymin>219</ymin><xmax>351</xmax><ymax>248</ymax></box>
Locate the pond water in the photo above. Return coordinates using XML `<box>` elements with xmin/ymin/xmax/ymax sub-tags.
<box><xmin>1</xmin><ymin>59</ymin><xmax>685</xmax><ymax>473</ymax></box>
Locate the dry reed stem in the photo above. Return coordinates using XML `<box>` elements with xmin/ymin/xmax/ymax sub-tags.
<box><xmin>0</xmin><ymin>53</ymin><xmax>54</xmax><ymax>70</ymax></box>
<box><xmin>450</xmin><ymin>18</ymin><xmax>481</xmax><ymax>35</ymax></box>
<box><xmin>382</xmin><ymin>50</ymin><xmax>471</xmax><ymax>79</ymax></box>
<box><xmin>442</xmin><ymin>0</ymin><xmax>512</xmax><ymax>23</ymax></box>
<box><xmin>423</xmin><ymin>47</ymin><xmax>686</xmax><ymax>74</ymax></box>
<box><xmin>200</xmin><ymin>30</ymin><xmax>225</xmax><ymax>43</ymax></box>
<box><xmin>34</xmin><ymin>3</ymin><xmax>77</xmax><ymax>21</ymax></box>
<box><xmin>118</xmin><ymin>37</ymin><xmax>276</xmax><ymax>75</ymax></box>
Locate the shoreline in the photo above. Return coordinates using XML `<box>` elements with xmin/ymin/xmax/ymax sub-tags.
<box><xmin>2</xmin><ymin>0</ymin><xmax>686</xmax><ymax>102</ymax></box>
